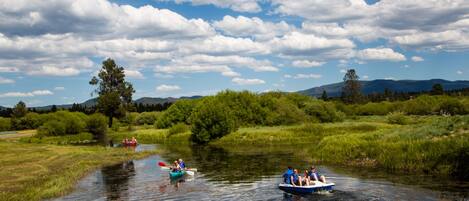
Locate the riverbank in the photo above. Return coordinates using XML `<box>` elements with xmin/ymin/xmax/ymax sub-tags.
<box><xmin>0</xmin><ymin>141</ymin><xmax>157</xmax><ymax>201</ymax></box>
<box><xmin>107</xmin><ymin>115</ymin><xmax>469</xmax><ymax>179</ymax></box>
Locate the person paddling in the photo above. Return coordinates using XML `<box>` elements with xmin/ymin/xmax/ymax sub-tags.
<box><xmin>178</xmin><ymin>159</ymin><xmax>186</xmax><ymax>169</ymax></box>
<box><xmin>171</xmin><ymin>160</ymin><xmax>181</xmax><ymax>172</ymax></box>
<box><xmin>130</xmin><ymin>137</ymin><xmax>138</xmax><ymax>145</ymax></box>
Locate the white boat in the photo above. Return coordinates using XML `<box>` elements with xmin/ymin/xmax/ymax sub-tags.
<box><xmin>278</xmin><ymin>182</ymin><xmax>335</xmax><ymax>194</ymax></box>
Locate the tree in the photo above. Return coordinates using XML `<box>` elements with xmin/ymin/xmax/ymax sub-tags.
<box><xmin>341</xmin><ymin>69</ymin><xmax>362</xmax><ymax>104</ymax></box>
<box><xmin>431</xmin><ymin>83</ymin><xmax>444</xmax><ymax>95</ymax></box>
<box><xmin>51</xmin><ymin>105</ymin><xmax>57</xmax><ymax>112</ymax></box>
<box><xmin>11</xmin><ymin>101</ymin><xmax>28</xmax><ymax>118</ymax></box>
<box><xmin>89</xmin><ymin>58</ymin><xmax>135</xmax><ymax>127</ymax></box>
<box><xmin>321</xmin><ymin>90</ymin><xmax>328</xmax><ymax>101</ymax></box>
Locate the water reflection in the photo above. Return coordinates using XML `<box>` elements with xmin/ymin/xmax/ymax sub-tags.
<box><xmin>101</xmin><ymin>161</ymin><xmax>135</xmax><ymax>200</ymax></box>
<box><xmin>55</xmin><ymin>144</ymin><xmax>469</xmax><ymax>201</ymax></box>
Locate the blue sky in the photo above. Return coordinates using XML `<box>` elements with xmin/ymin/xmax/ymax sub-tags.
<box><xmin>0</xmin><ymin>0</ymin><xmax>468</xmax><ymax>107</ymax></box>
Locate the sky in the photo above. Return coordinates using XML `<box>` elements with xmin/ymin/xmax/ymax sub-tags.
<box><xmin>0</xmin><ymin>0</ymin><xmax>468</xmax><ymax>107</ymax></box>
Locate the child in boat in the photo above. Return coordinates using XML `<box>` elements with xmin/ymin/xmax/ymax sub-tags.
<box><xmin>122</xmin><ymin>138</ymin><xmax>129</xmax><ymax>145</ymax></box>
<box><xmin>303</xmin><ymin>170</ymin><xmax>311</xmax><ymax>186</ymax></box>
<box><xmin>178</xmin><ymin>159</ymin><xmax>186</xmax><ymax>169</ymax></box>
<box><xmin>308</xmin><ymin>166</ymin><xmax>327</xmax><ymax>183</ymax></box>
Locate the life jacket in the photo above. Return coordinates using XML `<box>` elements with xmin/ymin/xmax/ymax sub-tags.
<box><xmin>283</xmin><ymin>169</ymin><xmax>294</xmax><ymax>184</ymax></box>
<box><xmin>179</xmin><ymin>161</ymin><xmax>186</xmax><ymax>168</ymax></box>
<box><xmin>292</xmin><ymin>173</ymin><xmax>299</xmax><ymax>183</ymax></box>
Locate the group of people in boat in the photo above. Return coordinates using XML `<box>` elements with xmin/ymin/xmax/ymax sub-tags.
<box><xmin>170</xmin><ymin>159</ymin><xmax>186</xmax><ymax>172</ymax></box>
<box><xmin>283</xmin><ymin>165</ymin><xmax>327</xmax><ymax>186</ymax></box>
<box><xmin>122</xmin><ymin>137</ymin><xmax>138</xmax><ymax>146</ymax></box>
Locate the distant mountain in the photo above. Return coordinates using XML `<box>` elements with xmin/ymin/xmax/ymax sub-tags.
<box><xmin>0</xmin><ymin>96</ymin><xmax>202</xmax><ymax>110</ymax></box>
<box><xmin>298</xmin><ymin>79</ymin><xmax>469</xmax><ymax>97</ymax></box>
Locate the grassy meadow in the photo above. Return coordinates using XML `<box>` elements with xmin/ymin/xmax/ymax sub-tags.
<box><xmin>0</xmin><ymin>137</ymin><xmax>157</xmax><ymax>201</ymax></box>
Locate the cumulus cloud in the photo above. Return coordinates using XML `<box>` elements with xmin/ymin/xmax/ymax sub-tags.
<box><xmin>156</xmin><ymin>84</ymin><xmax>181</xmax><ymax>92</ymax></box>
<box><xmin>167</xmin><ymin>0</ymin><xmax>262</xmax><ymax>13</ymax></box>
<box><xmin>213</xmin><ymin>15</ymin><xmax>293</xmax><ymax>40</ymax></box>
<box><xmin>232</xmin><ymin>77</ymin><xmax>265</xmax><ymax>85</ymax></box>
<box><xmin>411</xmin><ymin>56</ymin><xmax>424</xmax><ymax>62</ymax></box>
<box><xmin>0</xmin><ymin>90</ymin><xmax>53</xmax><ymax>98</ymax></box>
<box><xmin>0</xmin><ymin>67</ymin><xmax>19</xmax><ymax>72</ymax></box>
<box><xmin>124</xmin><ymin>69</ymin><xmax>145</xmax><ymax>79</ymax></box>
<box><xmin>356</xmin><ymin>48</ymin><xmax>406</xmax><ymax>62</ymax></box>
<box><xmin>0</xmin><ymin>76</ymin><xmax>14</xmax><ymax>84</ymax></box>
<box><xmin>291</xmin><ymin>60</ymin><xmax>325</xmax><ymax>68</ymax></box>
<box><xmin>26</xmin><ymin>66</ymin><xmax>80</xmax><ymax>76</ymax></box>
<box><xmin>54</xmin><ymin>86</ymin><xmax>65</xmax><ymax>90</ymax></box>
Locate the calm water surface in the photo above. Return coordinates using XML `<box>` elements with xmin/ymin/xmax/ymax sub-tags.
<box><xmin>55</xmin><ymin>144</ymin><xmax>468</xmax><ymax>201</ymax></box>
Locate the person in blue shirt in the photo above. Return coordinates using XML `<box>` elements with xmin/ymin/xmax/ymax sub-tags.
<box><xmin>282</xmin><ymin>166</ymin><xmax>294</xmax><ymax>184</ymax></box>
<box><xmin>178</xmin><ymin>159</ymin><xmax>186</xmax><ymax>169</ymax></box>
<box><xmin>307</xmin><ymin>166</ymin><xmax>327</xmax><ymax>183</ymax></box>
<box><xmin>291</xmin><ymin>169</ymin><xmax>303</xmax><ymax>186</ymax></box>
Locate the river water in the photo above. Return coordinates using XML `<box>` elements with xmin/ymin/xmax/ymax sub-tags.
<box><xmin>55</xmin><ymin>144</ymin><xmax>468</xmax><ymax>201</ymax></box>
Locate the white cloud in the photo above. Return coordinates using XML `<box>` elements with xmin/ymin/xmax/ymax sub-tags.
<box><xmin>285</xmin><ymin>73</ymin><xmax>322</xmax><ymax>79</ymax></box>
<box><xmin>0</xmin><ymin>76</ymin><xmax>14</xmax><ymax>84</ymax></box>
<box><xmin>291</xmin><ymin>60</ymin><xmax>325</xmax><ymax>68</ymax></box>
<box><xmin>384</xmin><ymin>77</ymin><xmax>396</xmax><ymax>80</ymax></box>
<box><xmin>124</xmin><ymin>69</ymin><xmax>145</xmax><ymax>79</ymax></box>
<box><xmin>183</xmin><ymin>35</ymin><xmax>270</xmax><ymax>55</ymax></box>
<box><xmin>169</xmin><ymin>0</ymin><xmax>262</xmax><ymax>13</ymax></box>
<box><xmin>232</xmin><ymin>77</ymin><xmax>265</xmax><ymax>85</ymax></box>
<box><xmin>356</xmin><ymin>48</ymin><xmax>406</xmax><ymax>62</ymax></box>
<box><xmin>270</xmin><ymin>31</ymin><xmax>355</xmax><ymax>56</ymax></box>
<box><xmin>156</xmin><ymin>84</ymin><xmax>181</xmax><ymax>92</ymax></box>
<box><xmin>27</xmin><ymin>66</ymin><xmax>80</xmax><ymax>76</ymax></box>
<box><xmin>0</xmin><ymin>89</ymin><xmax>53</xmax><ymax>98</ymax></box>
<box><xmin>457</xmin><ymin>70</ymin><xmax>463</xmax><ymax>75</ymax></box>
<box><xmin>340</xmin><ymin>69</ymin><xmax>347</xmax><ymax>73</ymax></box>
<box><xmin>54</xmin><ymin>86</ymin><xmax>65</xmax><ymax>91</ymax></box>
<box><xmin>363</xmin><ymin>75</ymin><xmax>369</xmax><ymax>80</ymax></box>
<box><xmin>213</xmin><ymin>15</ymin><xmax>293</xmax><ymax>40</ymax></box>
<box><xmin>411</xmin><ymin>56</ymin><xmax>424</xmax><ymax>62</ymax></box>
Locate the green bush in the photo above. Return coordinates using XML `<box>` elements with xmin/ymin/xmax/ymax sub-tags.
<box><xmin>0</xmin><ymin>117</ymin><xmax>11</xmax><ymax>131</ymax></box>
<box><xmin>37</xmin><ymin>120</ymin><xmax>66</xmax><ymax>136</ymax></box>
<box><xmin>438</xmin><ymin>98</ymin><xmax>466</xmax><ymax>115</ymax></box>
<box><xmin>303</xmin><ymin>101</ymin><xmax>344</xmax><ymax>122</ymax></box>
<box><xmin>190</xmin><ymin>98</ymin><xmax>238</xmax><ymax>144</ymax></box>
<box><xmin>216</xmin><ymin>90</ymin><xmax>266</xmax><ymax>126</ymax></box>
<box><xmin>157</xmin><ymin>100</ymin><xmax>197</xmax><ymax>128</ymax></box>
<box><xmin>136</xmin><ymin>112</ymin><xmax>161</xmax><ymax>125</ymax></box>
<box><xmin>386</xmin><ymin>111</ymin><xmax>410</xmax><ymax>125</ymax></box>
<box><xmin>261</xmin><ymin>96</ymin><xmax>307</xmax><ymax>126</ymax></box>
<box><xmin>86</xmin><ymin>113</ymin><xmax>108</xmax><ymax>140</ymax></box>
<box><xmin>168</xmin><ymin>123</ymin><xmax>189</xmax><ymax>136</ymax></box>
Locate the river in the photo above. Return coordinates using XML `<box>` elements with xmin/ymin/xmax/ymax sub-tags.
<box><xmin>54</xmin><ymin>144</ymin><xmax>468</xmax><ymax>201</ymax></box>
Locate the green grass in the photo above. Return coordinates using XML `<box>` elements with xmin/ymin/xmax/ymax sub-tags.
<box><xmin>18</xmin><ymin>132</ymin><xmax>96</xmax><ymax>145</ymax></box>
<box><xmin>108</xmin><ymin>128</ymin><xmax>191</xmax><ymax>144</ymax></box>
<box><xmin>0</xmin><ymin>142</ymin><xmax>157</xmax><ymax>201</ymax></box>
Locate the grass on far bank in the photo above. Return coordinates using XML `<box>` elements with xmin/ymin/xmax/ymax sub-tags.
<box><xmin>0</xmin><ymin>142</ymin><xmax>157</xmax><ymax>201</ymax></box>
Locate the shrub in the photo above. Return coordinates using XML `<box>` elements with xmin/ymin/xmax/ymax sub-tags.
<box><xmin>37</xmin><ymin>120</ymin><xmax>66</xmax><ymax>136</ymax></box>
<box><xmin>157</xmin><ymin>100</ymin><xmax>197</xmax><ymax>128</ymax></box>
<box><xmin>403</xmin><ymin>95</ymin><xmax>438</xmax><ymax>115</ymax></box>
<box><xmin>386</xmin><ymin>111</ymin><xmax>410</xmax><ymax>125</ymax></box>
<box><xmin>303</xmin><ymin>101</ymin><xmax>344</xmax><ymax>122</ymax></box>
<box><xmin>21</xmin><ymin>113</ymin><xmax>44</xmax><ymax>129</ymax></box>
<box><xmin>261</xmin><ymin>97</ymin><xmax>307</xmax><ymax>126</ymax></box>
<box><xmin>190</xmin><ymin>98</ymin><xmax>238</xmax><ymax>144</ymax></box>
<box><xmin>86</xmin><ymin>113</ymin><xmax>108</xmax><ymax>140</ymax></box>
<box><xmin>136</xmin><ymin>112</ymin><xmax>161</xmax><ymax>125</ymax></box>
<box><xmin>168</xmin><ymin>123</ymin><xmax>189</xmax><ymax>136</ymax></box>
<box><xmin>0</xmin><ymin>117</ymin><xmax>11</xmax><ymax>131</ymax></box>
<box><xmin>60</xmin><ymin>112</ymin><xmax>86</xmax><ymax>134</ymax></box>
<box><xmin>216</xmin><ymin>90</ymin><xmax>266</xmax><ymax>126</ymax></box>
<box><xmin>121</xmin><ymin>112</ymin><xmax>137</xmax><ymax>130</ymax></box>
<box><xmin>438</xmin><ymin>98</ymin><xmax>466</xmax><ymax>115</ymax></box>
